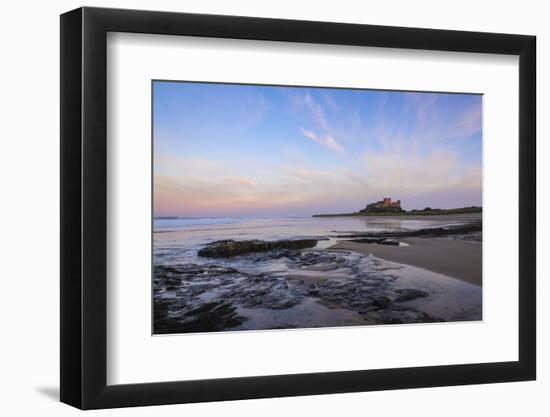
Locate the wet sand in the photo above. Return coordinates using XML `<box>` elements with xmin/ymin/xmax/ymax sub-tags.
<box><xmin>330</xmin><ymin>237</ymin><xmax>482</xmax><ymax>286</ymax></box>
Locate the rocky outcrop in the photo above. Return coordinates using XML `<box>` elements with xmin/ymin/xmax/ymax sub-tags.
<box><xmin>349</xmin><ymin>238</ymin><xmax>400</xmax><ymax>245</ymax></box>
<box><xmin>395</xmin><ymin>288</ymin><xmax>429</xmax><ymax>303</ymax></box>
<box><xmin>155</xmin><ymin>300</ymin><xmax>246</xmax><ymax>334</ymax></box>
<box><xmin>198</xmin><ymin>238</ymin><xmax>318</xmax><ymax>258</ymax></box>
<box><xmin>153</xmin><ymin>251</ymin><xmax>446</xmax><ymax>334</ymax></box>
<box><xmin>333</xmin><ymin>221</ymin><xmax>482</xmax><ymax>239</ymax></box>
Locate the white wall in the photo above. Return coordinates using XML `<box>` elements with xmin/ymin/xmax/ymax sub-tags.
<box><xmin>0</xmin><ymin>0</ymin><xmax>546</xmax><ymax>415</ymax></box>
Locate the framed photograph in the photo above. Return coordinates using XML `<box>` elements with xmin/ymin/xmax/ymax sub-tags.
<box><xmin>60</xmin><ymin>7</ymin><xmax>536</xmax><ymax>409</ymax></box>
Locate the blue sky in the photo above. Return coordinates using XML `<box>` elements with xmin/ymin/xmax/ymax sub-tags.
<box><xmin>153</xmin><ymin>81</ymin><xmax>482</xmax><ymax>217</ymax></box>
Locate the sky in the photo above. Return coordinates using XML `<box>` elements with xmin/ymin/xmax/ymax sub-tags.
<box><xmin>153</xmin><ymin>81</ymin><xmax>482</xmax><ymax>217</ymax></box>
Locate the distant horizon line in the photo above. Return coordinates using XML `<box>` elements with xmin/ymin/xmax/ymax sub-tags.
<box><xmin>154</xmin><ymin>205</ymin><xmax>483</xmax><ymax>220</ymax></box>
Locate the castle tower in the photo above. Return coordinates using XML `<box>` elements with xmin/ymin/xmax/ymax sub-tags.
<box><xmin>383</xmin><ymin>197</ymin><xmax>391</xmax><ymax>207</ymax></box>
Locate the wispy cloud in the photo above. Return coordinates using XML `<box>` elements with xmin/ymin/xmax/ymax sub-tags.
<box><xmin>322</xmin><ymin>92</ymin><xmax>339</xmax><ymax>112</ymax></box>
<box><xmin>154</xmin><ymin>150</ymin><xmax>481</xmax><ymax>217</ymax></box>
<box><xmin>299</xmin><ymin>127</ymin><xmax>344</xmax><ymax>153</ymax></box>
<box><xmin>223</xmin><ymin>175</ymin><xmax>257</xmax><ymax>186</ymax></box>
<box><xmin>456</xmin><ymin>102</ymin><xmax>482</xmax><ymax>136</ymax></box>
<box><xmin>303</xmin><ymin>93</ymin><xmax>329</xmax><ymax>130</ymax></box>
<box><xmin>280</xmin><ymin>88</ymin><xmax>348</xmax><ymax>153</ymax></box>
<box><xmin>402</xmin><ymin>93</ymin><xmax>482</xmax><ymax>144</ymax></box>
<box><xmin>361</xmin><ymin>125</ymin><xmax>481</xmax><ymax>195</ymax></box>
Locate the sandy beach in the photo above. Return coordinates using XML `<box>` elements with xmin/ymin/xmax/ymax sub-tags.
<box><xmin>330</xmin><ymin>237</ymin><xmax>482</xmax><ymax>286</ymax></box>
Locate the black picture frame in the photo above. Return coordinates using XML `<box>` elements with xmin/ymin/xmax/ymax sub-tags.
<box><xmin>60</xmin><ymin>6</ymin><xmax>536</xmax><ymax>410</ymax></box>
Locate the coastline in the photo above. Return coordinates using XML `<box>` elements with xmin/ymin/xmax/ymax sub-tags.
<box><xmin>313</xmin><ymin>208</ymin><xmax>482</xmax><ymax>218</ymax></box>
<box><xmin>323</xmin><ymin>212</ymin><xmax>482</xmax><ymax>222</ymax></box>
<box><xmin>329</xmin><ymin>237</ymin><xmax>482</xmax><ymax>286</ymax></box>
<box><xmin>154</xmin><ymin>215</ymin><xmax>483</xmax><ymax>332</ymax></box>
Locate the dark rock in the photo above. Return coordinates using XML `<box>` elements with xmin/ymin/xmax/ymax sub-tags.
<box><xmin>198</xmin><ymin>239</ymin><xmax>318</xmax><ymax>258</ymax></box>
<box><xmin>384</xmin><ymin>317</ymin><xmax>405</xmax><ymax>324</ymax></box>
<box><xmin>372</xmin><ymin>295</ymin><xmax>392</xmax><ymax>309</ymax></box>
<box><xmin>395</xmin><ymin>289</ymin><xmax>429</xmax><ymax>303</ymax></box>
<box><xmin>154</xmin><ymin>301</ymin><xmax>246</xmax><ymax>334</ymax></box>
<box><xmin>418</xmin><ymin>312</ymin><xmax>445</xmax><ymax>323</ymax></box>
<box><xmin>348</xmin><ymin>238</ymin><xmax>400</xmax><ymax>246</ymax></box>
<box><xmin>308</xmin><ymin>286</ymin><xmax>320</xmax><ymax>295</ymax></box>
<box><xmin>332</xmin><ymin>221</ymin><xmax>482</xmax><ymax>239</ymax></box>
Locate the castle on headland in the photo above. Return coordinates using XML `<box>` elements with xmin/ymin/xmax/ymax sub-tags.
<box><xmin>362</xmin><ymin>197</ymin><xmax>403</xmax><ymax>213</ymax></box>
<box><xmin>312</xmin><ymin>198</ymin><xmax>482</xmax><ymax>217</ymax></box>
